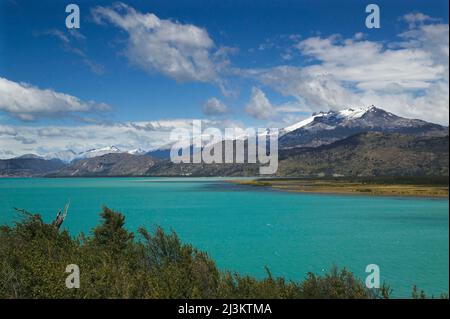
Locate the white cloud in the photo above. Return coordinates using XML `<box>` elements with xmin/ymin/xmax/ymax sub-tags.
<box><xmin>353</xmin><ymin>32</ymin><xmax>366</xmax><ymax>40</ymax></box>
<box><xmin>243</xmin><ymin>15</ymin><xmax>449</xmax><ymax>125</ymax></box>
<box><xmin>296</xmin><ymin>36</ymin><xmax>444</xmax><ymax>91</ymax></box>
<box><xmin>14</xmin><ymin>136</ymin><xmax>36</xmax><ymax>145</ymax></box>
<box><xmin>0</xmin><ymin>125</ymin><xmax>17</xmax><ymax>136</ymax></box>
<box><xmin>402</xmin><ymin>13</ymin><xmax>439</xmax><ymax>29</ymax></box>
<box><xmin>202</xmin><ymin>98</ymin><xmax>229</xmax><ymax>116</ymax></box>
<box><xmin>246</xmin><ymin>67</ymin><xmax>358</xmax><ymax>112</ymax></box>
<box><xmin>0</xmin><ymin>77</ymin><xmax>110</xmax><ymax>121</ymax></box>
<box><xmin>242</xmin><ymin>86</ymin><xmax>307</xmax><ymax>124</ymax></box>
<box><xmin>91</xmin><ymin>2</ymin><xmax>222</xmax><ymax>83</ymax></box>
<box><xmin>399</xmin><ymin>23</ymin><xmax>449</xmax><ymax>66</ymax></box>
<box><xmin>245</xmin><ymin>87</ymin><xmax>279</xmax><ymax>120</ymax></box>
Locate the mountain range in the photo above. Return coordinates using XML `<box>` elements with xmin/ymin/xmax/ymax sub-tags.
<box><xmin>48</xmin><ymin>153</ymin><xmax>157</xmax><ymax>177</ymax></box>
<box><xmin>1</xmin><ymin>106</ymin><xmax>448</xmax><ymax>177</ymax></box>
<box><xmin>0</xmin><ymin>156</ymin><xmax>65</xmax><ymax>177</ymax></box>
<box><xmin>42</xmin><ymin>146</ymin><xmax>147</xmax><ymax>163</ymax></box>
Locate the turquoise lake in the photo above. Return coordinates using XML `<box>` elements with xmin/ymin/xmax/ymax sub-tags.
<box><xmin>0</xmin><ymin>177</ymin><xmax>448</xmax><ymax>297</ymax></box>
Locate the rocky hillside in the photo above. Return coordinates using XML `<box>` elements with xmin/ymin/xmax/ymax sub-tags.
<box><xmin>0</xmin><ymin>157</ymin><xmax>65</xmax><ymax>177</ymax></box>
<box><xmin>47</xmin><ymin>153</ymin><xmax>157</xmax><ymax>177</ymax></box>
<box><xmin>277</xmin><ymin>132</ymin><xmax>449</xmax><ymax>177</ymax></box>
<box><xmin>144</xmin><ymin>132</ymin><xmax>449</xmax><ymax>177</ymax></box>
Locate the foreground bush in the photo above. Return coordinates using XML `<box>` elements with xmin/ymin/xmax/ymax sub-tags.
<box><xmin>0</xmin><ymin>206</ymin><xmax>392</xmax><ymax>299</ymax></box>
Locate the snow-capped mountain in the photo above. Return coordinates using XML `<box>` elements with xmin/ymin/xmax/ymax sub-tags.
<box><xmin>37</xmin><ymin>106</ymin><xmax>448</xmax><ymax>162</ymax></box>
<box><xmin>44</xmin><ymin>146</ymin><xmax>122</xmax><ymax>162</ymax></box>
<box><xmin>15</xmin><ymin>154</ymin><xmax>44</xmax><ymax>160</ymax></box>
<box><xmin>44</xmin><ymin>150</ymin><xmax>77</xmax><ymax>163</ymax></box>
<box><xmin>280</xmin><ymin>106</ymin><xmax>448</xmax><ymax>148</ymax></box>
<box><xmin>283</xmin><ymin>106</ymin><xmax>375</xmax><ymax>133</ymax></box>
<box><xmin>76</xmin><ymin>146</ymin><xmax>122</xmax><ymax>159</ymax></box>
<box><xmin>45</xmin><ymin>146</ymin><xmax>151</xmax><ymax>162</ymax></box>
<box><xmin>127</xmin><ymin>148</ymin><xmax>147</xmax><ymax>155</ymax></box>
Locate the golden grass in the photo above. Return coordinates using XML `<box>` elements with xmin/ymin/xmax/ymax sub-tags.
<box><xmin>233</xmin><ymin>179</ymin><xmax>449</xmax><ymax>198</ymax></box>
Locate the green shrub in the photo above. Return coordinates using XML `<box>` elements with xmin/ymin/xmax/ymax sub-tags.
<box><xmin>0</xmin><ymin>206</ymin><xmax>394</xmax><ymax>299</ymax></box>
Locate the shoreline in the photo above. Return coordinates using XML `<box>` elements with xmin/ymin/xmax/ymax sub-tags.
<box><xmin>231</xmin><ymin>179</ymin><xmax>449</xmax><ymax>198</ymax></box>
<box><xmin>1</xmin><ymin>175</ymin><xmax>448</xmax><ymax>198</ymax></box>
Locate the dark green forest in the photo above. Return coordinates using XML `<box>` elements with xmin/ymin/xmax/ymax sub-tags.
<box><xmin>0</xmin><ymin>206</ymin><xmax>441</xmax><ymax>299</ymax></box>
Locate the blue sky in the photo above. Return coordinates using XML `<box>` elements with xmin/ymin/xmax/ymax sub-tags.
<box><xmin>0</xmin><ymin>0</ymin><xmax>448</xmax><ymax>157</ymax></box>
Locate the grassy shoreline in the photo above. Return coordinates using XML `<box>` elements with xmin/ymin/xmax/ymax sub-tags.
<box><xmin>232</xmin><ymin>177</ymin><xmax>449</xmax><ymax>198</ymax></box>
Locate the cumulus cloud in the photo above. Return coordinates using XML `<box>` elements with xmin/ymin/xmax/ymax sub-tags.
<box><xmin>245</xmin><ymin>67</ymin><xmax>358</xmax><ymax>113</ymax></box>
<box><xmin>0</xmin><ymin>77</ymin><xmax>110</xmax><ymax>121</ymax></box>
<box><xmin>243</xmin><ymin>15</ymin><xmax>449</xmax><ymax>125</ymax></box>
<box><xmin>245</xmin><ymin>87</ymin><xmax>278</xmax><ymax>120</ymax></box>
<box><xmin>296</xmin><ymin>36</ymin><xmax>444</xmax><ymax>91</ymax></box>
<box><xmin>402</xmin><ymin>13</ymin><xmax>439</xmax><ymax>29</ymax></box>
<box><xmin>202</xmin><ymin>98</ymin><xmax>229</xmax><ymax>116</ymax></box>
<box><xmin>242</xmin><ymin>87</ymin><xmax>305</xmax><ymax>127</ymax></box>
<box><xmin>91</xmin><ymin>2</ymin><xmax>223</xmax><ymax>83</ymax></box>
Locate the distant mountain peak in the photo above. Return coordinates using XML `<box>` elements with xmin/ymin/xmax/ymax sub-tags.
<box><xmin>39</xmin><ymin>145</ymin><xmax>150</xmax><ymax>163</ymax></box>
<box><xmin>280</xmin><ymin>105</ymin><xmax>448</xmax><ymax>149</ymax></box>
<box><xmin>77</xmin><ymin>146</ymin><xmax>122</xmax><ymax>159</ymax></box>
<box><xmin>337</xmin><ymin>105</ymin><xmax>377</xmax><ymax>119</ymax></box>
<box><xmin>43</xmin><ymin>150</ymin><xmax>77</xmax><ymax>163</ymax></box>
<box><xmin>14</xmin><ymin>154</ymin><xmax>43</xmax><ymax>160</ymax></box>
<box><xmin>81</xmin><ymin>145</ymin><xmax>120</xmax><ymax>154</ymax></box>
<box><xmin>127</xmin><ymin>148</ymin><xmax>147</xmax><ymax>155</ymax></box>
<box><xmin>284</xmin><ymin>105</ymin><xmax>378</xmax><ymax>133</ymax></box>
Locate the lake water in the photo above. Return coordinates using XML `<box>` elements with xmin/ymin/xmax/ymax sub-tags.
<box><xmin>0</xmin><ymin>177</ymin><xmax>448</xmax><ymax>298</ymax></box>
